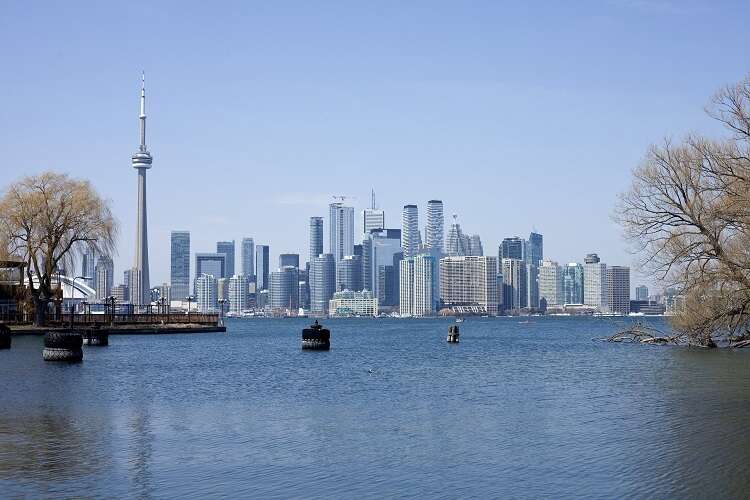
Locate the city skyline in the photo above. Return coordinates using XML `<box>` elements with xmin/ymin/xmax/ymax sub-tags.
<box><xmin>4</xmin><ymin>2</ymin><xmax>749</xmax><ymax>292</ymax></box>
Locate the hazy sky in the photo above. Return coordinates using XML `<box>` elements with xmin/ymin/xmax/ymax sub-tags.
<box><xmin>2</xmin><ymin>0</ymin><xmax>749</xmax><ymax>291</ymax></box>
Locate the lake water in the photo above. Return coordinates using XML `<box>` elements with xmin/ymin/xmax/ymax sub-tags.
<box><xmin>2</xmin><ymin>317</ymin><xmax>750</xmax><ymax>498</ymax></box>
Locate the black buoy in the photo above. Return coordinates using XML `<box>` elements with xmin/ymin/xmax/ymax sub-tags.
<box><xmin>43</xmin><ymin>331</ymin><xmax>83</xmax><ymax>362</ymax></box>
<box><xmin>0</xmin><ymin>324</ymin><xmax>11</xmax><ymax>350</ymax></box>
<box><xmin>447</xmin><ymin>324</ymin><xmax>460</xmax><ymax>343</ymax></box>
<box><xmin>302</xmin><ymin>320</ymin><xmax>330</xmax><ymax>350</ymax></box>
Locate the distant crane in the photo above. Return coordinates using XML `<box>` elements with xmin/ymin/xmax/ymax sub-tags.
<box><xmin>332</xmin><ymin>195</ymin><xmax>357</xmax><ymax>204</ymax></box>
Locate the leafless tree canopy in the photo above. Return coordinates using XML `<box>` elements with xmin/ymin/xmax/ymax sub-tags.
<box><xmin>0</xmin><ymin>171</ymin><xmax>117</xmax><ymax>325</ymax></box>
<box><xmin>616</xmin><ymin>76</ymin><xmax>750</xmax><ymax>346</ymax></box>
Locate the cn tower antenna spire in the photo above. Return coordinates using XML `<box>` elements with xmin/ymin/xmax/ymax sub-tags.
<box><xmin>371</xmin><ymin>189</ymin><xmax>376</xmax><ymax>210</ymax></box>
<box><xmin>139</xmin><ymin>71</ymin><xmax>147</xmax><ymax>151</ymax></box>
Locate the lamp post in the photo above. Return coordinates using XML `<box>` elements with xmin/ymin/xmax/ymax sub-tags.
<box><xmin>106</xmin><ymin>295</ymin><xmax>117</xmax><ymax>327</ymax></box>
<box><xmin>81</xmin><ymin>300</ymin><xmax>89</xmax><ymax>325</ymax></box>
<box><xmin>70</xmin><ymin>275</ymin><xmax>89</xmax><ymax>330</ymax></box>
<box><xmin>185</xmin><ymin>296</ymin><xmax>195</xmax><ymax>323</ymax></box>
<box><xmin>218</xmin><ymin>298</ymin><xmax>227</xmax><ymax>327</ymax></box>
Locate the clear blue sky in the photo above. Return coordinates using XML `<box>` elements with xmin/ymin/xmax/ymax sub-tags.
<box><xmin>2</xmin><ymin>0</ymin><xmax>748</xmax><ymax>291</ymax></box>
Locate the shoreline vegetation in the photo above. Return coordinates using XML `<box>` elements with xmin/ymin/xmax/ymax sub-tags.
<box><xmin>616</xmin><ymin>74</ymin><xmax>750</xmax><ymax>348</ymax></box>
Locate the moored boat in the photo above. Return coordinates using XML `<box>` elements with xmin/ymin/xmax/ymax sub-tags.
<box><xmin>302</xmin><ymin>320</ymin><xmax>330</xmax><ymax>350</ymax></box>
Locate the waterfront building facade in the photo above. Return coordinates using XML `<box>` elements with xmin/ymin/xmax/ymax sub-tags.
<box><xmin>538</xmin><ymin>260</ymin><xmax>563</xmax><ymax>308</ymax></box>
<box><xmin>583</xmin><ymin>253</ymin><xmax>608</xmax><ymax>312</ymax></box>
<box><xmin>440</xmin><ymin>256</ymin><xmax>499</xmax><ymax>315</ymax></box>
<box><xmin>228</xmin><ymin>274</ymin><xmax>248</xmax><ymax>314</ymax></box>
<box><xmin>329</xmin><ymin>290</ymin><xmax>379</xmax><ymax>317</ymax></box>
<box><xmin>196</xmin><ymin>274</ymin><xmax>218</xmax><ymax>313</ymax></box>
<box><xmin>607</xmin><ymin>266</ymin><xmax>631</xmax><ymax>315</ymax></box>
<box><xmin>563</xmin><ymin>263</ymin><xmax>584</xmax><ymax>305</ymax></box>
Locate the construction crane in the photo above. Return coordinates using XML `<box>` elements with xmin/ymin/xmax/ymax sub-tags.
<box><xmin>332</xmin><ymin>195</ymin><xmax>357</xmax><ymax>204</ymax></box>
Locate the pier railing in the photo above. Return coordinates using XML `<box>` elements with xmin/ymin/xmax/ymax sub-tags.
<box><xmin>0</xmin><ymin>311</ymin><xmax>220</xmax><ymax>326</ymax></box>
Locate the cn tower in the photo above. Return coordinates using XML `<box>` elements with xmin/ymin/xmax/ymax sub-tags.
<box><xmin>131</xmin><ymin>73</ymin><xmax>152</xmax><ymax>305</ymax></box>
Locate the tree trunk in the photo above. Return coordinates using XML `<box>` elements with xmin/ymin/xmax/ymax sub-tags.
<box><xmin>33</xmin><ymin>297</ymin><xmax>48</xmax><ymax>327</ymax></box>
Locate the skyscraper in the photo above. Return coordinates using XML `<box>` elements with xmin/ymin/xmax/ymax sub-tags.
<box><xmin>401</xmin><ymin>204</ymin><xmax>420</xmax><ymax>258</ymax></box>
<box><xmin>527</xmin><ymin>232</ymin><xmax>543</xmax><ymax>265</ymax></box>
<box><xmin>363</xmin><ymin>190</ymin><xmax>385</xmax><ymax>236</ymax></box>
<box><xmin>279</xmin><ymin>253</ymin><xmax>300</xmax><ymax>269</ymax></box>
<box><xmin>255</xmin><ymin>245</ymin><xmax>270</xmax><ymax>291</ymax></box>
<box><xmin>607</xmin><ymin>266</ymin><xmax>631</xmax><ymax>315</ymax></box>
<box><xmin>195</xmin><ymin>274</ymin><xmax>218</xmax><ymax>313</ymax></box>
<box><xmin>170</xmin><ymin>231</ymin><xmax>190</xmax><ymax>301</ymax></box>
<box><xmin>446</xmin><ymin>215</ymin><xmax>468</xmax><ymax>257</ymax></box>
<box><xmin>195</xmin><ymin>253</ymin><xmax>226</xmax><ymax>292</ymax></box>
<box><xmin>363</xmin><ymin>229</ymin><xmax>402</xmax><ymax>300</ymax></box>
<box><xmin>526</xmin><ymin>232</ymin><xmax>543</xmax><ymax>309</ymax></box>
<box><xmin>563</xmin><ymin>263</ymin><xmax>584</xmax><ymax>305</ymax></box>
<box><xmin>501</xmin><ymin>237</ymin><xmax>524</xmax><ymax>260</ymax></box>
<box><xmin>425</xmin><ymin>200</ymin><xmax>444</xmax><ymax>252</ymax></box>
<box><xmin>329</xmin><ymin>202</ymin><xmax>355</xmax><ymax>264</ymax></box>
<box><xmin>337</xmin><ymin>255</ymin><xmax>363</xmax><ymax>292</ymax></box>
<box><xmin>241</xmin><ymin>238</ymin><xmax>255</xmax><ymax>278</ymax></box>
<box><xmin>309</xmin><ymin>217</ymin><xmax>324</xmax><ymax>264</ymax></box>
<box><xmin>468</xmin><ymin>235</ymin><xmax>483</xmax><ymax>256</ymax></box>
<box><xmin>400</xmin><ymin>254</ymin><xmax>435</xmax><ymax>317</ymax></box>
<box><xmin>269</xmin><ymin>266</ymin><xmax>299</xmax><ymax>311</ymax></box>
<box><xmin>131</xmin><ymin>73</ymin><xmax>152</xmax><ymax>306</ymax></box>
<box><xmin>538</xmin><ymin>260</ymin><xmax>563</xmax><ymax>308</ymax></box>
<box><xmin>310</xmin><ymin>253</ymin><xmax>335</xmax><ymax>314</ymax></box>
<box><xmin>502</xmin><ymin>258</ymin><xmax>527</xmax><ymax>311</ymax></box>
<box><xmin>228</xmin><ymin>274</ymin><xmax>248</xmax><ymax>314</ymax></box>
<box><xmin>217</xmin><ymin>241</ymin><xmax>235</xmax><ymax>279</ymax></box>
<box><xmin>95</xmin><ymin>255</ymin><xmax>114</xmax><ymax>301</ymax></box>
<box><xmin>81</xmin><ymin>246</ymin><xmax>96</xmax><ymax>290</ymax></box>
<box><xmin>583</xmin><ymin>253</ymin><xmax>608</xmax><ymax>312</ymax></box>
<box><xmin>635</xmin><ymin>285</ymin><xmax>649</xmax><ymax>301</ymax></box>
<box><xmin>439</xmin><ymin>256</ymin><xmax>499</xmax><ymax>315</ymax></box>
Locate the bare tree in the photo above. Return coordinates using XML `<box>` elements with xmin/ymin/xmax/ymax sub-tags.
<box><xmin>616</xmin><ymin>76</ymin><xmax>750</xmax><ymax>346</ymax></box>
<box><xmin>0</xmin><ymin>172</ymin><xmax>117</xmax><ymax>325</ymax></box>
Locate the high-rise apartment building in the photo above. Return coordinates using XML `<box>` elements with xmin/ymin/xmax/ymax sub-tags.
<box><xmin>310</xmin><ymin>253</ymin><xmax>335</xmax><ymax>314</ymax></box>
<box><xmin>195</xmin><ymin>274</ymin><xmax>218</xmax><ymax>313</ymax></box>
<box><xmin>269</xmin><ymin>266</ymin><xmax>299</xmax><ymax>311</ymax></box>
<box><xmin>228</xmin><ymin>274</ymin><xmax>248</xmax><ymax>314</ymax></box>
<box><xmin>309</xmin><ymin>217</ymin><xmax>324</xmax><ymax>264</ymax></box>
<box><xmin>583</xmin><ymin>253</ymin><xmax>608</xmax><ymax>312</ymax></box>
<box><xmin>563</xmin><ymin>263</ymin><xmax>584</xmax><ymax>305</ymax></box>
<box><xmin>329</xmin><ymin>202</ymin><xmax>355</xmax><ymax>265</ymax></box>
<box><xmin>337</xmin><ymin>255</ymin><xmax>363</xmax><ymax>292</ymax></box>
<box><xmin>425</xmin><ymin>200</ymin><xmax>444</xmax><ymax>252</ymax></box>
<box><xmin>255</xmin><ymin>245</ymin><xmax>270</xmax><ymax>291</ymax></box>
<box><xmin>401</xmin><ymin>204</ymin><xmax>420</xmax><ymax>259</ymax></box>
<box><xmin>502</xmin><ymin>258</ymin><xmax>527</xmax><ymax>311</ymax></box>
<box><xmin>170</xmin><ymin>231</ymin><xmax>190</xmax><ymax>301</ymax></box>
<box><xmin>400</xmin><ymin>254</ymin><xmax>435</xmax><ymax>317</ymax></box>
<box><xmin>95</xmin><ymin>255</ymin><xmax>114</xmax><ymax>301</ymax></box>
<box><xmin>329</xmin><ymin>290</ymin><xmax>379</xmax><ymax>317</ymax></box>
<box><xmin>607</xmin><ymin>266</ymin><xmax>631</xmax><ymax>315</ymax></box>
<box><xmin>241</xmin><ymin>238</ymin><xmax>255</xmax><ymax>278</ymax></box>
<box><xmin>216</xmin><ymin>241</ymin><xmax>235</xmax><ymax>279</ymax></box>
<box><xmin>440</xmin><ymin>256</ymin><xmax>499</xmax><ymax>315</ymax></box>
<box><xmin>538</xmin><ymin>260</ymin><xmax>563</xmax><ymax>308</ymax></box>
